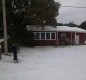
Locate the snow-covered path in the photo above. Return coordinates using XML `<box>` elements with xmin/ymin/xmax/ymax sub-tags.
<box><xmin>0</xmin><ymin>45</ymin><xmax>86</xmax><ymax>80</ymax></box>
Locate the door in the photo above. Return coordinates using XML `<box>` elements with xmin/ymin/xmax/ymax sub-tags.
<box><xmin>75</xmin><ymin>35</ymin><xmax>79</xmax><ymax>45</ymax></box>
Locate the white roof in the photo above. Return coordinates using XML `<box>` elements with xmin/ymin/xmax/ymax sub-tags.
<box><xmin>56</xmin><ymin>26</ymin><xmax>86</xmax><ymax>33</ymax></box>
<box><xmin>26</xmin><ymin>25</ymin><xmax>86</xmax><ymax>33</ymax></box>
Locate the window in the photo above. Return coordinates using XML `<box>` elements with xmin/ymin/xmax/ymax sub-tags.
<box><xmin>46</xmin><ymin>33</ymin><xmax>50</xmax><ymax>39</ymax></box>
<box><xmin>41</xmin><ymin>33</ymin><xmax>45</xmax><ymax>39</ymax></box>
<box><xmin>34</xmin><ymin>32</ymin><xmax>56</xmax><ymax>40</ymax></box>
<box><xmin>35</xmin><ymin>33</ymin><xmax>40</xmax><ymax>39</ymax></box>
<box><xmin>51</xmin><ymin>33</ymin><xmax>55</xmax><ymax>39</ymax></box>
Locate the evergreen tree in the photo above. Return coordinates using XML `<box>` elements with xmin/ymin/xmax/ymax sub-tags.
<box><xmin>27</xmin><ymin>0</ymin><xmax>60</xmax><ymax>28</ymax></box>
<box><xmin>4</xmin><ymin>0</ymin><xmax>60</xmax><ymax>46</ymax></box>
<box><xmin>57</xmin><ymin>23</ymin><xmax>64</xmax><ymax>26</ymax></box>
<box><xmin>0</xmin><ymin>0</ymin><xmax>3</xmax><ymax>37</ymax></box>
<box><xmin>68</xmin><ymin>22</ymin><xmax>79</xmax><ymax>27</ymax></box>
<box><xmin>80</xmin><ymin>21</ymin><xmax>86</xmax><ymax>30</ymax></box>
<box><xmin>6</xmin><ymin>0</ymin><xmax>29</xmax><ymax>43</ymax></box>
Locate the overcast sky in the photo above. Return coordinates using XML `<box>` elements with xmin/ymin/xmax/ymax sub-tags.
<box><xmin>55</xmin><ymin>0</ymin><xmax>86</xmax><ymax>25</ymax></box>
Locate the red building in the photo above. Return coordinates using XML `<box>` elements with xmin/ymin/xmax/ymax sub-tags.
<box><xmin>27</xmin><ymin>25</ymin><xmax>86</xmax><ymax>46</ymax></box>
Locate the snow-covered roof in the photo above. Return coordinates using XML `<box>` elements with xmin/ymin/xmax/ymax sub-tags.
<box><xmin>26</xmin><ymin>25</ymin><xmax>86</xmax><ymax>33</ymax></box>
<box><xmin>0</xmin><ymin>39</ymin><xmax>4</xmax><ymax>43</ymax></box>
<box><xmin>56</xmin><ymin>26</ymin><xmax>86</xmax><ymax>33</ymax></box>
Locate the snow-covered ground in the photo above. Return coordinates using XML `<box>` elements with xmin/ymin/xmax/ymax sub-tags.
<box><xmin>0</xmin><ymin>45</ymin><xmax>86</xmax><ymax>80</ymax></box>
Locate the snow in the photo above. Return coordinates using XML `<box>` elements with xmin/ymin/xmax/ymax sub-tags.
<box><xmin>26</xmin><ymin>25</ymin><xmax>86</xmax><ymax>33</ymax></box>
<box><xmin>0</xmin><ymin>39</ymin><xmax>4</xmax><ymax>43</ymax></box>
<box><xmin>57</xmin><ymin>26</ymin><xmax>86</xmax><ymax>32</ymax></box>
<box><xmin>0</xmin><ymin>45</ymin><xmax>86</xmax><ymax>80</ymax></box>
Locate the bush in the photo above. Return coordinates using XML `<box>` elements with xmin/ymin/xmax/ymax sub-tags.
<box><xmin>1</xmin><ymin>31</ymin><xmax>35</xmax><ymax>53</ymax></box>
<box><xmin>20</xmin><ymin>31</ymin><xmax>35</xmax><ymax>47</ymax></box>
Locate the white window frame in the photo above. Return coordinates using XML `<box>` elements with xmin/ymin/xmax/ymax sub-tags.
<box><xmin>46</xmin><ymin>32</ymin><xmax>51</xmax><ymax>40</ymax></box>
<box><xmin>34</xmin><ymin>32</ymin><xmax>41</xmax><ymax>40</ymax></box>
<box><xmin>34</xmin><ymin>32</ymin><xmax>56</xmax><ymax>40</ymax></box>
<box><xmin>41</xmin><ymin>32</ymin><xmax>45</xmax><ymax>40</ymax></box>
<box><xmin>51</xmin><ymin>32</ymin><xmax>56</xmax><ymax>40</ymax></box>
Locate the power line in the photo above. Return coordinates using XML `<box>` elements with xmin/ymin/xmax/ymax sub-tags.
<box><xmin>61</xmin><ymin>5</ymin><xmax>86</xmax><ymax>8</ymax></box>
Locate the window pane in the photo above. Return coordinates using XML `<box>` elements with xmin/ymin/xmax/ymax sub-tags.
<box><xmin>41</xmin><ymin>33</ymin><xmax>45</xmax><ymax>39</ymax></box>
<box><xmin>35</xmin><ymin>33</ymin><xmax>40</xmax><ymax>39</ymax></box>
<box><xmin>51</xmin><ymin>33</ymin><xmax>55</xmax><ymax>39</ymax></box>
<box><xmin>46</xmin><ymin>33</ymin><xmax>50</xmax><ymax>39</ymax></box>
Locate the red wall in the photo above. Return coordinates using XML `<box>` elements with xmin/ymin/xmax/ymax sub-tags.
<box><xmin>58</xmin><ymin>32</ymin><xmax>75</xmax><ymax>45</ymax></box>
<box><xmin>76</xmin><ymin>33</ymin><xmax>85</xmax><ymax>44</ymax></box>
<box><xmin>32</xmin><ymin>31</ymin><xmax>85</xmax><ymax>46</ymax></box>
<box><xmin>33</xmin><ymin>31</ymin><xmax>57</xmax><ymax>46</ymax></box>
<box><xmin>85</xmin><ymin>33</ymin><xmax>86</xmax><ymax>41</ymax></box>
<box><xmin>33</xmin><ymin>40</ymin><xmax>57</xmax><ymax>46</ymax></box>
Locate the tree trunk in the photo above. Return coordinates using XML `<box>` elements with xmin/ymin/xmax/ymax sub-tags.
<box><xmin>42</xmin><ymin>25</ymin><xmax>45</xmax><ymax>30</ymax></box>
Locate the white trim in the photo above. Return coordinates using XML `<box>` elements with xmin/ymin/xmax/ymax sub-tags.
<box><xmin>45</xmin><ymin>33</ymin><xmax>46</xmax><ymax>40</ymax></box>
<box><xmin>50</xmin><ymin>32</ymin><xmax>51</xmax><ymax>40</ymax></box>
<box><xmin>74</xmin><ymin>32</ymin><xmax>76</xmax><ymax>44</ymax></box>
<box><xmin>71</xmin><ymin>32</ymin><xmax>72</xmax><ymax>43</ymax></box>
<box><xmin>39</xmin><ymin>32</ymin><xmax>41</xmax><ymax>40</ymax></box>
<box><xmin>34</xmin><ymin>32</ymin><xmax>56</xmax><ymax>40</ymax></box>
<box><xmin>75</xmin><ymin>33</ymin><xmax>79</xmax><ymax>45</ymax></box>
<box><xmin>84</xmin><ymin>33</ymin><xmax>85</xmax><ymax>44</ymax></box>
<box><xmin>41</xmin><ymin>32</ymin><xmax>45</xmax><ymax>40</ymax></box>
<box><xmin>46</xmin><ymin>32</ymin><xmax>51</xmax><ymax>40</ymax></box>
<box><xmin>51</xmin><ymin>32</ymin><xmax>56</xmax><ymax>40</ymax></box>
<box><xmin>57</xmin><ymin>32</ymin><xmax>58</xmax><ymax>45</ymax></box>
<box><xmin>34</xmin><ymin>32</ymin><xmax>41</xmax><ymax>40</ymax></box>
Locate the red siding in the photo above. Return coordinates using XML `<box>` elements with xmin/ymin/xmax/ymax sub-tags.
<box><xmin>32</xmin><ymin>31</ymin><xmax>85</xmax><ymax>46</ymax></box>
<box><xmin>76</xmin><ymin>33</ymin><xmax>85</xmax><ymax>44</ymax></box>
<box><xmin>72</xmin><ymin>32</ymin><xmax>75</xmax><ymax>44</ymax></box>
<box><xmin>85</xmin><ymin>33</ymin><xmax>86</xmax><ymax>40</ymax></box>
<box><xmin>58</xmin><ymin>32</ymin><xmax>75</xmax><ymax>45</ymax></box>
<box><xmin>33</xmin><ymin>40</ymin><xmax>57</xmax><ymax>46</ymax></box>
<box><xmin>33</xmin><ymin>31</ymin><xmax>57</xmax><ymax>46</ymax></box>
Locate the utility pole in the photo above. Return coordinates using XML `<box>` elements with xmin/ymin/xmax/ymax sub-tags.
<box><xmin>2</xmin><ymin>0</ymin><xmax>8</xmax><ymax>54</ymax></box>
